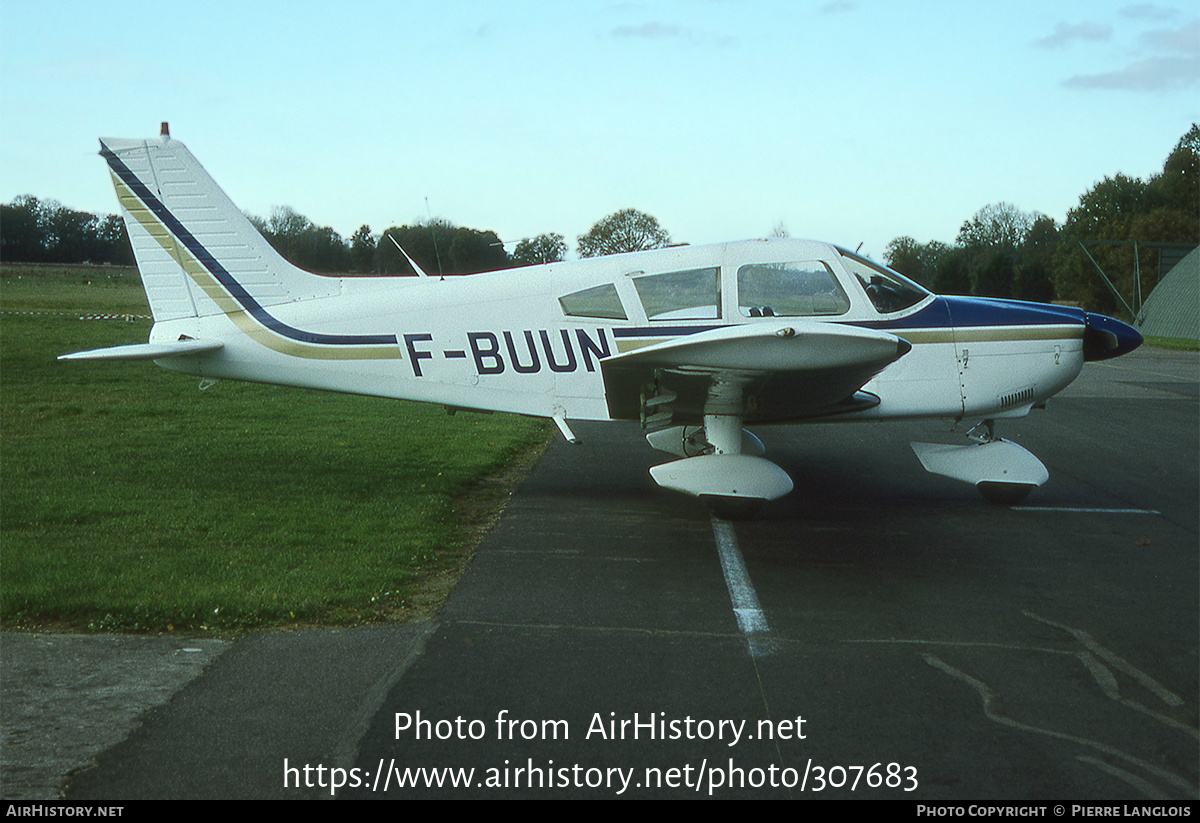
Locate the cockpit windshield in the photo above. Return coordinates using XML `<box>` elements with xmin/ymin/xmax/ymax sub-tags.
<box><xmin>837</xmin><ymin>247</ymin><xmax>929</xmax><ymax>314</ymax></box>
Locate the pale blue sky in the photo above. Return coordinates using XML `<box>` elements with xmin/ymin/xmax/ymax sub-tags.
<box><xmin>2</xmin><ymin>1</ymin><xmax>1196</xmax><ymax>260</ymax></box>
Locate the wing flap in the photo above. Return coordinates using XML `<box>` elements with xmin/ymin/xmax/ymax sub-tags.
<box><xmin>58</xmin><ymin>338</ymin><xmax>224</xmax><ymax>362</ymax></box>
<box><xmin>601</xmin><ymin>321</ymin><xmax>909</xmax><ymax>424</ymax></box>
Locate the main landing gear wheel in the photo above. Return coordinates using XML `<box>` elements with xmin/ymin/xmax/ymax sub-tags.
<box><xmin>649</xmin><ymin>412</ymin><xmax>793</xmax><ymax>520</ymax></box>
<box><xmin>702</xmin><ymin>495</ymin><xmax>764</xmax><ymax>521</ymax></box>
<box><xmin>976</xmin><ymin>481</ymin><xmax>1036</xmax><ymax>506</ymax></box>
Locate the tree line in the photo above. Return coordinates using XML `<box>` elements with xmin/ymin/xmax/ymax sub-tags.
<box><xmin>1</xmin><ymin>196</ymin><xmax>135</xmax><ymax>266</ymax></box>
<box><xmin>0</xmin><ymin>193</ymin><xmax>667</xmax><ymax>276</ymax></box>
<box><xmin>3</xmin><ymin>125</ymin><xmax>1193</xmax><ymax>319</ymax></box>
<box><xmin>883</xmin><ymin>125</ymin><xmax>1198</xmax><ymax>319</ymax></box>
<box><xmin>252</xmin><ymin>206</ymin><xmax>674</xmax><ymax>276</ymax></box>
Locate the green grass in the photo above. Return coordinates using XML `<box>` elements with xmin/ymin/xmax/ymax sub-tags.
<box><xmin>1</xmin><ymin>263</ymin><xmax>148</xmax><ymax>315</ymax></box>
<box><xmin>1145</xmin><ymin>336</ymin><xmax>1200</xmax><ymax>352</ymax></box>
<box><xmin>1</xmin><ymin>270</ymin><xmax>549</xmax><ymax>633</ymax></box>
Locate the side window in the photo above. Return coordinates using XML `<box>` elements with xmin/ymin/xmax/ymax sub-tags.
<box><xmin>737</xmin><ymin>261</ymin><xmax>851</xmax><ymax>317</ymax></box>
<box><xmin>633</xmin><ymin>267</ymin><xmax>721</xmax><ymax>321</ymax></box>
<box><xmin>559</xmin><ymin>283</ymin><xmax>628</xmax><ymax>320</ymax></box>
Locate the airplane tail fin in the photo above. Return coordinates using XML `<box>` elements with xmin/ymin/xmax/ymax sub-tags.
<box><xmin>100</xmin><ymin>130</ymin><xmax>337</xmax><ymax>322</ymax></box>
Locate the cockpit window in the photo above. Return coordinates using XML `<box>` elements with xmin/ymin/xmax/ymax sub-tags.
<box><xmin>559</xmin><ymin>283</ymin><xmax>627</xmax><ymax>320</ymax></box>
<box><xmin>633</xmin><ymin>267</ymin><xmax>721</xmax><ymax>320</ymax></box>
<box><xmin>737</xmin><ymin>261</ymin><xmax>851</xmax><ymax>317</ymax></box>
<box><xmin>837</xmin><ymin>248</ymin><xmax>929</xmax><ymax>314</ymax></box>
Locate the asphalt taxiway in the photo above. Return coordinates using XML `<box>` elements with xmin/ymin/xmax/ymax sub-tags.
<box><xmin>4</xmin><ymin>347</ymin><xmax>1196</xmax><ymax>800</ymax></box>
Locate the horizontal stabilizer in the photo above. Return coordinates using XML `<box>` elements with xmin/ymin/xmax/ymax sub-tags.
<box><xmin>58</xmin><ymin>339</ymin><xmax>224</xmax><ymax>362</ymax></box>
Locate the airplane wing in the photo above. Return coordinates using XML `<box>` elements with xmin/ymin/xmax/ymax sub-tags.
<box><xmin>58</xmin><ymin>338</ymin><xmax>224</xmax><ymax>362</ymax></box>
<box><xmin>600</xmin><ymin>321</ymin><xmax>911</xmax><ymax>426</ymax></box>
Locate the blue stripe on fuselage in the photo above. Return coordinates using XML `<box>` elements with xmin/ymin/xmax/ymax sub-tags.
<box><xmin>612</xmin><ymin>325</ymin><xmax>723</xmax><ymax>338</ymax></box>
<box><xmin>938</xmin><ymin>295</ymin><xmax>1085</xmax><ymax>328</ymax></box>
<box><xmin>853</xmin><ymin>296</ymin><xmax>1084</xmax><ymax>333</ymax></box>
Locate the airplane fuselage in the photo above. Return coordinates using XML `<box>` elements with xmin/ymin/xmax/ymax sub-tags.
<box><xmin>143</xmin><ymin>239</ymin><xmax>1097</xmax><ymax>427</ymax></box>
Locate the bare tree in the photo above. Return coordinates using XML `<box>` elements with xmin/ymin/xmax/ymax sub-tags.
<box><xmin>577</xmin><ymin>209</ymin><xmax>671</xmax><ymax>257</ymax></box>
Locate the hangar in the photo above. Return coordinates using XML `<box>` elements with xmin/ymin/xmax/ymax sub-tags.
<box><xmin>1136</xmin><ymin>245</ymin><xmax>1199</xmax><ymax>342</ymax></box>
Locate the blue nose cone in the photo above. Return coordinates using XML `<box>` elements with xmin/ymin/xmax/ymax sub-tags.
<box><xmin>1083</xmin><ymin>313</ymin><xmax>1143</xmax><ymax>361</ymax></box>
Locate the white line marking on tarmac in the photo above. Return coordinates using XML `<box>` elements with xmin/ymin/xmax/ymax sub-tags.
<box><xmin>1025</xmin><ymin>611</ymin><xmax>1185</xmax><ymax>707</ymax></box>
<box><xmin>1012</xmin><ymin>507</ymin><xmax>1161</xmax><ymax>515</ymax></box>
<box><xmin>924</xmin><ymin>653</ymin><xmax>1196</xmax><ymax>797</ymax></box>
<box><xmin>711</xmin><ymin>517</ymin><xmax>774</xmax><ymax>656</ymax></box>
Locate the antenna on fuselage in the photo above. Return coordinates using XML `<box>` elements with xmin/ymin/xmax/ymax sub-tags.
<box><xmin>426</xmin><ymin>197</ymin><xmax>445</xmax><ymax>281</ymax></box>
<box><xmin>386</xmin><ymin>231</ymin><xmax>430</xmax><ymax>278</ymax></box>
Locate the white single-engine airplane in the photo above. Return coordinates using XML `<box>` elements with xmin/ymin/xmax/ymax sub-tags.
<box><xmin>62</xmin><ymin>128</ymin><xmax>1143</xmax><ymax>518</ymax></box>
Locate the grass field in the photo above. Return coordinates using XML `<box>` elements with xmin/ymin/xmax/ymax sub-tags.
<box><xmin>1</xmin><ymin>265</ymin><xmax>549</xmax><ymax>633</ymax></box>
<box><xmin>1145</xmin><ymin>335</ymin><xmax>1200</xmax><ymax>352</ymax></box>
